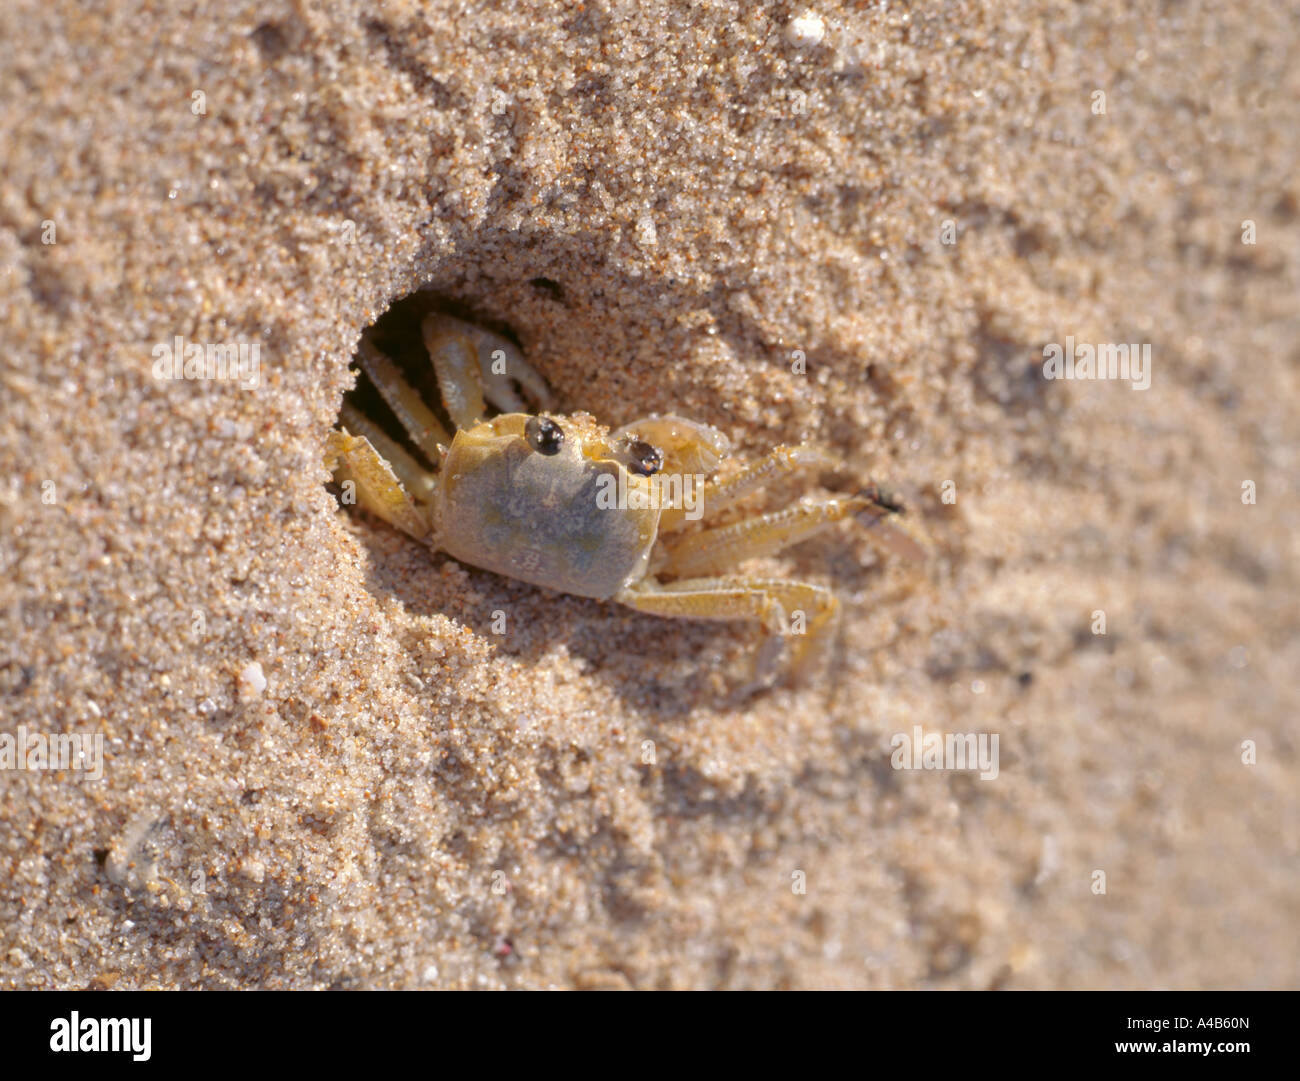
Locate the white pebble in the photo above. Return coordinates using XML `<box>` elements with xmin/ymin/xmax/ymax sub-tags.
<box><xmin>634</xmin><ymin>212</ymin><xmax>658</xmax><ymax>249</ymax></box>
<box><xmin>786</xmin><ymin>11</ymin><xmax>826</xmax><ymax>48</ymax></box>
<box><xmin>239</xmin><ymin>661</ymin><xmax>267</xmax><ymax>698</ymax></box>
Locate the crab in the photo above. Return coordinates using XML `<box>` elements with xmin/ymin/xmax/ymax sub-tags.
<box><xmin>326</xmin><ymin>312</ymin><xmax>924</xmax><ymax>684</ymax></box>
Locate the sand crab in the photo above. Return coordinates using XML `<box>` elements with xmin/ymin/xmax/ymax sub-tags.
<box><xmin>326</xmin><ymin>313</ymin><xmax>923</xmax><ymax>682</ymax></box>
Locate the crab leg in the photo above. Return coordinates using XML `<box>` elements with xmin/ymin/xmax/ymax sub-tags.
<box><xmin>702</xmin><ymin>444</ymin><xmax>838</xmax><ymax>518</ymax></box>
<box><xmin>424</xmin><ymin>314</ymin><xmax>555</xmax><ymax>414</ymax></box>
<box><xmin>659</xmin><ymin>492</ymin><xmax>917</xmax><ymax>578</ymax></box>
<box><xmin>337</xmin><ymin>402</ymin><xmax>438</xmax><ymax>503</ymax></box>
<box><xmin>615</xmin><ymin>575</ymin><xmax>839</xmax><ymax>675</ymax></box>
<box><xmin>326</xmin><ymin>426</ymin><xmax>433</xmax><ymax>543</ymax></box>
<box><xmin>355</xmin><ymin>337</ymin><xmax>452</xmax><ymax>458</ymax></box>
<box><xmin>420</xmin><ymin>315</ymin><xmax>487</xmax><ymax>430</ymax></box>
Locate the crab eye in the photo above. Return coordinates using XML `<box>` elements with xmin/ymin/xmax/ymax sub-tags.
<box><xmin>525</xmin><ymin>416</ymin><xmax>565</xmax><ymax>456</ymax></box>
<box><xmin>624</xmin><ymin>438</ymin><xmax>664</xmax><ymax>476</ymax></box>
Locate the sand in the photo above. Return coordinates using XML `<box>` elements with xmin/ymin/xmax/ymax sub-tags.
<box><xmin>1</xmin><ymin>0</ymin><xmax>1296</xmax><ymax>988</ymax></box>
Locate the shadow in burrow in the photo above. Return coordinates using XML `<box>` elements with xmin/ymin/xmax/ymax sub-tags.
<box><xmin>330</xmin><ymin>227</ymin><xmax>926</xmax><ymax>716</ymax></box>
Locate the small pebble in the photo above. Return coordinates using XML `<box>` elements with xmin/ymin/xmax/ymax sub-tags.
<box><xmin>239</xmin><ymin>661</ymin><xmax>267</xmax><ymax>699</ymax></box>
<box><xmin>785</xmin><ymin>11</ymin><xmax>826</xmax><ymax>48</ymax></box>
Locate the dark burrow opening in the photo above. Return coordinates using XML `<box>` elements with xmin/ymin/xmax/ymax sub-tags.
<box><xmin>339</xmin><ymin>289</ymin><xmax>538</xmax><ymax>472</ymax></box>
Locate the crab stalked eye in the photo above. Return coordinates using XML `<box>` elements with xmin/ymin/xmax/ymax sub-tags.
<box><xmin>624</xmin><ymin>438</ymin><xmax>664</xmax><ymax>476</ymax></box>
<box><xmin>525</xmin><ymin>415</ymin><xmax>565</xmax><ymax>456</ymax></box>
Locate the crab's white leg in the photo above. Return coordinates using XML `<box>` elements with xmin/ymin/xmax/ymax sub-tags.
<box><xmin>701</xmin><ymin>444</ymin><xmax>838</xmax><ymax>518</ymax></box>
<box><xmin>615</xmin><ymin>575</ymin><xmax>839</xmax><ymax>678</ymax></box>
<box><xmin>422</xmin><ymin>313</ymin><xmax>554</xmax><ymax>416</ymax></box>
<box><xmin>355</xmin><ymin>337</ymin><xmax>452</xmax><ymax>458</ymax></box>
<box><xmin>420</xmin><ymin>316</ymin><xmax>486</xmax><ymax>430</ymax></box>
<box><xmin>657</xmin><ymin>491</ymin><xmax>922</xmax><ymax>578</ymax></box>
<box><xmin>326</xmin><ymin>425</ymin><xmax>434</xmax><ymax>544</ymax></box>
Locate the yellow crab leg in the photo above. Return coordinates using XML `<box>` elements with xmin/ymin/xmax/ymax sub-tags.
<box><xmin>425</xmin><ymin>314</ymin><xmax>555</xmax><ymax>414</ymax></box>
<box><xmin>703</xmin><ymin>444</ymin><xmax>837</xmax><ymax>517</ymax></box>
<box><xmin>421</xmin><ymin>315</ymin><xmax>487</xmax><ymax>431</ymax></box>
<box><xmin>616</xmin><ymin>575</ymin><xmax>839</xmax><ymax>676</ymax></box>
<box><xmin>659</xmin><ymin>494</ymin><xmax>886</xmax><ymax>578</ymax></box>
<box><xmin>326</xmin><ymin>426</ymin><xmax>432</xmax><ymax>543</ymax></box>
<box><xmin>355</xmin><ymin>336</ymin><xmax>453</xmax><ymax>459</ymax></box>
<box><xmin>337</xmin><ymin>402</ymin><xmax>438</xmax><ymax>503</ymax></box>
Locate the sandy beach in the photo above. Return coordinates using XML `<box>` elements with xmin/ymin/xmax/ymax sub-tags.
<box><xmin>1</xmin><ymin>0</ymin><xmax>1296</xmax><ymax>988</ymax></box>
